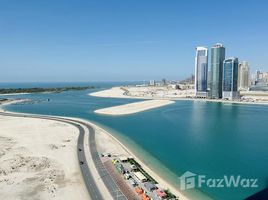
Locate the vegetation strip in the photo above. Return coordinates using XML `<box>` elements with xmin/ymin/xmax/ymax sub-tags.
<box><xmin>0</xmin><ymin>86</ymin><xmax>96</xmax><ymax>94</ymax></box>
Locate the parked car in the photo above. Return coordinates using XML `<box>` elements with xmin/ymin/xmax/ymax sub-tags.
<box><xmin>101</xmin><ymin>153</ymin><xmax>112</xmax><ymax>157</ymax></box>
<box><xmin>129</xmin><ymin>178</ymin><xmax>137</xmax><ymax>187</ymax></box>
<box><xmin>130</xmin><ymin>164</ymin><xmax>138</xmax><ymax>171</ymax></box>
<box><xmin>124</xmin><ymin>173</ymin><xmax>131</xmax><ymax>180</ymax></box>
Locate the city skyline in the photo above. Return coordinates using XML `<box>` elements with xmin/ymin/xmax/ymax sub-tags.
<box><xmin>1</xmin><ymin>0</ymin><xmax>268</xmax><ymax>82</ymax></box>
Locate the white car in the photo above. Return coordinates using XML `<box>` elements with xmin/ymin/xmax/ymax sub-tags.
<box><xmin>128</xmin><ymin>178</ymin><xmax>137</xmax><ymax>186</ymax></box>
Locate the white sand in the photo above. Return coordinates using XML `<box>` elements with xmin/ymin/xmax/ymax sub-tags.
<box><xmin>94</xmin><ymin>99</ymin><xmax>175</xmax><ymax>115</ymax></box>
<box><xmin>0</xmin><ymin>93</ymin><xmax>29</xmax><ymax>96</ymax></box>
<box><xmin>89</xmin><ymin>86</ymin><xmax>195</xmax><ymax>99</ymax></box>
<box><xmin>0</xmin><ymin>99</ymin><xmax>190</xmax><ymax>199</ymax></box>
<box><xmin>0</xmin><ymin>115</ymin><xmax>89</xmax><ymax>200</ymax></box>
<box><xmin>90</xmin><ymin>87</ymin><xmax>133</xmax><ymax>99</ymax></box>
<box><xmin>92</xmin><ymin>122</ymin><xmax>190</xmax><ymax>200</ymax></box>
<box><xmin>0</xmin><ymin>99</ymin><xmax>31</xmax><ymax>106</ymax></box>
<box><xmin>90</xmin><ymin>86</ymin><xmax>268</xmax><ymax>106</ymax></box>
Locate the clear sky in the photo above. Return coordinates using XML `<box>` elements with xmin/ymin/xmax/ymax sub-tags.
<box><xmin>0</xmin><ymin>0</ymin><xmax>268</xmax><ymax>82</ymax></box>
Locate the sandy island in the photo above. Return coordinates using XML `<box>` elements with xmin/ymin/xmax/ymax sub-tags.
<box><xmin>91</xmin><ymin>87</ymin><xmax>175</xmax><ymax>116</ymax></box>
<box><xmin>94</xmin><ymin>99</ymin><xmax>175</xmax><ymax>115</ymax></box>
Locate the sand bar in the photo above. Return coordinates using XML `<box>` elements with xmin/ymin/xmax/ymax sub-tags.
<box><xmin>94</xmin><ymin>99</ymin><xmax>175</xmax><ymax>115</ymax></box>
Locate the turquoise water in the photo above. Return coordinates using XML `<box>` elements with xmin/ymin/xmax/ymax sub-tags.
<box><xmin>1</xmin><ymin>82</ymin><xmax>268</xmax><ymax>200</ymax></box>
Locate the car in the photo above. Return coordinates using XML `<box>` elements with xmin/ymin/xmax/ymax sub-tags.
<box><xmin>80</xmin><ymin>161</ymin><xmax>84</xmax><ymax>165</ymax></box>
<box><xmin>124</xmin><ymin>173</ymin><xmax>131</xmax><ymax>180</ymax></box>
<box><xmin>129</xmin><ymin>178</ymin><xmax>137</xmax><ymax>187</ymax></box>
<box><xmin>101</xmin><ymin>153</ymin><xmax>112</xmax><ymax>157</ymax></box>
<box><xmin>130</xmin><ymin>164</ymin><xmax>138</xmax><ymax>171</ymax></box>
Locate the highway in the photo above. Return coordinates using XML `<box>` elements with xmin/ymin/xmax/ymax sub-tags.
<box><xmin>78</xmin><ymin>121</ymin><xmax>127</xmax><ymax>200</ymax></box>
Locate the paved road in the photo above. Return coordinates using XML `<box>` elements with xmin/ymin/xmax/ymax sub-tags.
<box><xmin>0</xmin><ymin>111</ymin><xmax>104</xmax><ymax>200</ymax></box>
<box><xmin>72</xmin><ymin>120</ymin><xmax>127</xmax><ymax>200</ymax></box>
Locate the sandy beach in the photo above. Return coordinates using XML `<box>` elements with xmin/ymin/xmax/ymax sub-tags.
<box><xmin>0</xmin><ymin>115</ymin><xmax>89</xmax><ymax>200</ymax></box>
<box><xmin>0</xmin><ymin>93</ymin><xmax>30</xmax><ymax>96</ymax></box>
<box><xmin>90</xmin><ymin>87</ymin><xmax>134</xmax><ymax>99</ymax></box>
<box><xmin>90</xmin><ymin>86</ymin><xmax>195</xmax><ymax>100</ymax></box>
<box><xmin>95</xmin><ymin>99</ymin><xmax>175</xmax><ymax>115</ymax></box>
<box><xmin>90</xmin><ymin>86</ymin><xmax>268</xmax><ymax>106</ymax></box>
<box><xmin>0</xmin><ymin>99</ymin><xmax>32</xmax><ymax>107</ymax></box>
<box><xmin>90</xmin><ymin>86</ymin><xmax>195</xmax><ymax>99</ymax></box>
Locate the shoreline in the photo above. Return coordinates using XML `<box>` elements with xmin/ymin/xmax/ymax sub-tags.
<box><xmin>1</xmin><ymin>100</ymin><xmax>194</xmax><ymax>200</ymax></box>
<box><xmin>0</xmin><ymin>98</ymin><xmax>32</xmax><ymax>107</ymax></box>
<box><xmin>0</xmin><ymin>92</ymin><xmax>30</xmax><ymax>96</ymax></box>
<box><xmin>88</xmin><ymin>120</ymin><xmax>193</xmax><ymax>200</ymax></box>
<box><xmin>89</xmin><ymin>86</ymin><xmax>268</xmax><ymax>106</ymax></box>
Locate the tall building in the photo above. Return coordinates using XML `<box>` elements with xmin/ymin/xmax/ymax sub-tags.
<box><xmin>238</xmin><ymin>61</ymin><xmax>250</xmax><ymax>90</ymax></box>
<box><xmin>162</xmin><ymin>78</ymin><xmax>167</xmax><ymax>86</ymax></box>
<box><xmin>149</xmin><ymin>80</ymin><xmax>155</xmax><ymax>86</ymax></box>
<box><xmin>255</xmin><ymin>70</ymin><xmax>268</xmax><ymax>85</ymax></box>
<box><xmin>256</xmin><ymin>70</ymin><xmax>261</xmax><ymax>82</ymax></box>
<box><xmin>194</xmin><ymin>47</ymin><xmax>208</xmax><ymax>98</ymax></box>
<box><xmin>222</xmin><ymin>57</ymin><xmax>239</xmax><ymax>100</ymax></box>
<box><xmin>209</xmin><ymin>43</ymin><xmax>225</xmax><ymax>99</ymax></box>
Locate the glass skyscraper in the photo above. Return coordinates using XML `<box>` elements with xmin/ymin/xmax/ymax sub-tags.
<box><xmin>194</xmin><ymin>47</ymin><xmax>208</xmax><ymax>98</ymax></box>
<box><xmin>209</xmin><ymin>43</ymin><xmax>225</xmax><ymax>99</ymax></box>
<box><xmin>222</xmin><ymin>57</ymin><xmax>239</xmax><ymax>100</ymax></box>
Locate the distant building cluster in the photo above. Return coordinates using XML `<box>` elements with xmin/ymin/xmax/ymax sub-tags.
<box><xmin>195</xmin><ymin>43</ymin><xmax>251</xmax><ymax>100</ymax></box>
<box><xmin>251</xmin><ymin>70</ymin><xmax>268</xmax><ymax>86</ymax></box>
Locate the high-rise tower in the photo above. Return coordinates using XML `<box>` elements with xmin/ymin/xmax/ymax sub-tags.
<box><xmin>210</xmin><ymin>43</ymin><xmax>225</xmax><ymax>99</ymax></box>
<box><xmin>222</xmin><ymin>57</ymin><xmax>239</xmax><ymax>100</ymax></box>
<box><xmin>238</xmin><ymin>61</ymin><xmax>250</xmax><ymax>90</ymax></box>
<box><xmin>194</xmin><ymin>47</ymin><xmax>208</xmax><ymax>98</ymax></box>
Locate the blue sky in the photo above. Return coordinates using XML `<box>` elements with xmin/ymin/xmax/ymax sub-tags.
<box><xmin>0</xmin><ymin>0</ymin><xmax>268</xmax><ymax>82</ymax></box>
